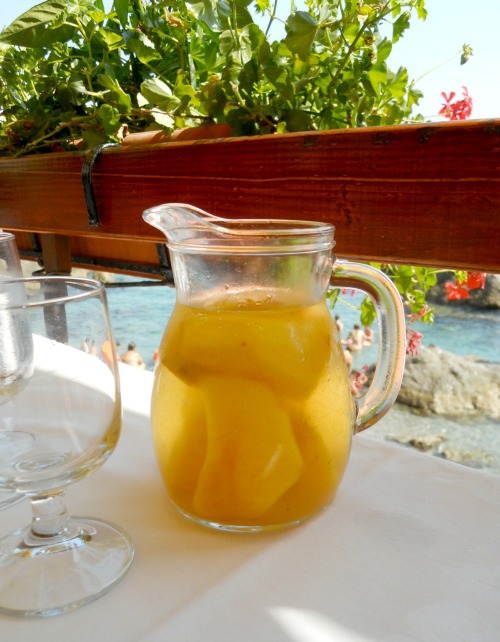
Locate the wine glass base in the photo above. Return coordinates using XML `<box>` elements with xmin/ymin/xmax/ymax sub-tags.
<box><xmin>0</xmin><ymin>517</ymin><xmax>134</xmax><ymax>617</ymax></box>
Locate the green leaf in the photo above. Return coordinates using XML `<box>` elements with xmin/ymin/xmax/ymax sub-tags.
<box><xmin>81</xmin><ymin>126</ymin><xmax>107</xmax><ymax>149</ymax></box>
<box><xmin>416</xmin><ymin>1</ymin><xmax>427</xmax><ymax>20</ymax></box>
<box><xmin>425</xmin><ymin>272</ymin><xmax>437</xmax><ymax>288</ymax></box>
<box><xmin>87</xmin><ymin>9</ymin><xmax>107</xmax><ymax>24</ymax></box>
<box><xmin>460</xmin><ymin>44</ymin><xmax>473</xmax><ymax>65</ymax></box>
<box><xmin>284</xmin><ymin>108</ymin><xmax>311</xmax><ymax>132</ymax></box>
<box><xmin>285</xmin><ymin>11</ymin><xmax>318</xmax><ymax>61</ymax></box>
<box><xmin>64</xmin><ymin>0</ymin><xmax>95</xmax><ymax>13</ymax></box>
<box><xmin>0</xmin><ymin>1</ymin><xmax>77</xmax><ymax>48</ymax></box>
<box><xmin>127</xmin><ymin>37</ymin><xmax>161</xmax><ymax>63</ymax></box>
<box><xmin>140</xmin><ymin>78</ymin><xmax>173</xmax><ymax>104</ymax></box>
<box><xmin>342</xmin><ymin>22</ymin><xmax>359</xmax><ymax>45</ymax></box>
<box><xmin>99</xmin><ymin>29</ymin><xmax>124</xmax><ymax>50</ymax></box>
<box><xmin>224</xmin><ymin>106</ymin><xmax>257</xmax><ymax>136</ymax></box>
<box><xmin>376</xmin><ymin>37</ymin><xmax>392</xmax><ymax>63</ymax></box>
<box><xmin>56</xmin><ymin>77</ymin><xmax>87</xmax><ymax>108</ymax></box>
<box><xmin>246</xmin><ymin>23</ymin><xmax>268</xmax><ymax>66</ymax></box>
<box><xmin>360</xmin><ymin>297</ymin><xmax>376</xmax><ymax>327</ymax></box>
<box><xmin>219</xmin><ymin>29</ymin><xmax>237</xmax><ymax>56</ymax></box>
<box><xmin>98</xmin><ymin>103</ymin><xmax>121</xmax><ymax>136</ymax></box>
<box><xmin>113</xmin><ymin>0</ymin><xmax>130</xmax><ymax>29</ymax></box>
<box><xmin>367</xmin><ymin>62</ymin><xmax>387</xmax><ymax>97</ymax></box>
<box><xmin>407</xmin><ymin>85</ymin><xmax>423</xmax><ymax>109</ymax></box>
<box><xmin>392</xmin><ymin>12</ymin><xmax>410</xmax><ymax>43</ymax></box>
<box><xmin>98</xmin><ymin>74</ymin><xmax>132</xmax><ymax>113</ymax></box>
<box><xmin>238</xmin><ymin>60</ymin><xmax>258</xmax><ymax>97</ymax></box>
<box><xmin>150</xmin><ymin>108</ymin><xmax>175</xmax><ymax>129</ymax></box>
<box><xmin>326</xmin><ymin>288</ymin><xmax>340</xmax><ymax>309</ymax></box>
<box><xmin>386</xmin><ymin>66</ymin><xmax>408</xmax><ymax>100</ymax></box>
<box><xmin>198</xmin><ymin>76</ymin><xmax>227</xmax><ymax>117</ymax></box>
<box><xmin>174</xmin><ymin>83</ymin><xmax>196</xmax><ymax>100</ymax></box>
<box><xmin>392</xmin><ymin>266</ymin><xmax>414</xmax><ymax>294</ymax></box>
<box><xmin>318</xmin><ymin>1</ymin><xmax>334</xmax><ymax>24</ymax></box>
<box><xmin>216</xmin><ymin>0</ymin><xmax>231</xmax><ymax>21</ymax></box>
<box><xmin>187</xmin><ymin>1</ymin><xmax>221</xmax><ymax>31</ymax></box>
<box><xmin>264</xmin><ymin>66</ymin><xmax>295</xmax><ymax>102</ymax></box>
<box><xmin>254</xmin><ymin>0</ymin><xmax>270</xmax><ymax>13</ymax></box>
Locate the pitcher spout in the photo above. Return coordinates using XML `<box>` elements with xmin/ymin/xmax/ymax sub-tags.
<box><xmin>143</xmin><ymin>203</ymin><xmax>227</xmax><ymax>246</ymax></box>
<box><xmin>143</xmin><ymin>203</ymin><xmax>336</xmax><ymax>254</ymax></box>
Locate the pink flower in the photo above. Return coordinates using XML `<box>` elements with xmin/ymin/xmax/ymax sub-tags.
<box><xmin>349</xmin><ymin>367</ymin><xmax>369</xmax><ymax>394</ymax></box>
<box><xmin>406</xmin><ymin>305</ymin><xmax>428</xmax><ymax>324</ymax></box>
<box><xmin>406</xmin><ymin>328</ymin><xmax>423</xmax><ymax>356</ymax></box>
<box><xmin>439</xmin><ymin>86</ymin><xmax>473</xmax><ymax>121</ymax></box>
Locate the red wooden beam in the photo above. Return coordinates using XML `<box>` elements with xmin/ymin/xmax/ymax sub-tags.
<box><xmin>1</xmin><ymin>119</ymin><xmax>499</xmax><ymax>274</ymax></box>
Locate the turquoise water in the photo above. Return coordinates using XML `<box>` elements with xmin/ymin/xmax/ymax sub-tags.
<box><xmin>104</xmin><ymin>275</ymin><xmax>499</xmax><ymax>371</ymax></box>
<box><xmin>104</xmin><ymin>274</ymin><xmax>500</xmax><ymax>474</ymax></box>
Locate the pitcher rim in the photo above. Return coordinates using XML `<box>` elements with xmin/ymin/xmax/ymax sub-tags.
<box><xmin>143</xmin><ymin>204</ymin><xmax>335</xmax><ymax>254</ymax></box>
<box><xmin>163</xmin><ymin>220</ymin><xmax>334</xmax><ymax>254</ymax></box>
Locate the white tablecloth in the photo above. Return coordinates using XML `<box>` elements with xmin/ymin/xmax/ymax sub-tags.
<box><xmin>2</xmin><ymin>364</ymin><xmax>500</xmax><ymax>641</ymax></box>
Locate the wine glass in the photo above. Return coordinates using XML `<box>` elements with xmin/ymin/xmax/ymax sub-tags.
<box><xmin>0</xmin><ymin>275</ymin><xmax>134</xmax><ymax>617</ymax></box>
<box><xmin>0</xmin><ymin>231</ymin><xmax>31</xmax><ymax>510</ymax></box>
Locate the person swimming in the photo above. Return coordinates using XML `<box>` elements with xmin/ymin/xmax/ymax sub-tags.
<box><xmin>121</xmin><ymin>342</ymin><xmax>146</xmax><ymax>369</ymax></box>
<box><xmin>345</xmin><ymin>324</ymin><xmax>365</xmax><ymax>352</ymax></box>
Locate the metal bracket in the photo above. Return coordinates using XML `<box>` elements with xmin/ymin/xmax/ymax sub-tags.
<box><xmin>81</xmin><ymin>143</ymin><xmax>119</xmax><ymax>227</ymax></box>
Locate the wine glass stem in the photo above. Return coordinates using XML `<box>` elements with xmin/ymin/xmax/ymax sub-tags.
<box><xmin>28</xmin><ymin>493</ymin><xmax>78</xmax><ymax>544</ymax></box>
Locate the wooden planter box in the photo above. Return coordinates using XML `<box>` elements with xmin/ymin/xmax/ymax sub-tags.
<box><xmin>1</xmin><ymin>119</ymin><xmax>499</xmax><ymax>276</ymax></box>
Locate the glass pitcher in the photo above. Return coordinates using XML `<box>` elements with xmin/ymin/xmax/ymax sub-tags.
<box><xmin>143</xmin><ymin>204</ymin><xmax>405</xmax><ymax>532</ymax></box>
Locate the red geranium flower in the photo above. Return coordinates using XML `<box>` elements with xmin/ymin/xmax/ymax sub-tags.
<box><xmin>439</xmin><ymin>86</ymin><xmax>473</xmax><ymax>121</ymax></box>
<box><xmin>466</xmin><ymin>272</ymin><xmax>486</xmax><ymax>290</ymax></box>
<box><xmin>445</xmin><ymin>281</ymin><xmax>470</xmax><ymax>300</ymax></box>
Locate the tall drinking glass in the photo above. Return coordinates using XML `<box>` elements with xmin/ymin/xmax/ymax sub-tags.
<box><xmin>0</xmin><ymin>275</ymin><xmax>134</xmax><ymax>617</ymax></box>
<box><xmin>0</xmin><ymin>231</ymin><xmax>31</xmax><ymax>509</ymax></box>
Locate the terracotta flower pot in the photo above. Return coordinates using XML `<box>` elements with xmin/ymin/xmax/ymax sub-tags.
<box><xmin>121</xmin><ymin>124</ymin><xmax>232</xmax><ymax>147</ymax></box>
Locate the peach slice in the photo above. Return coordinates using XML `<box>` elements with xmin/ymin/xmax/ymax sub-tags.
<box><xmin>193</xmin><ymin>376</ymin><xmax>303</xmax><ymax>521</ymax></box>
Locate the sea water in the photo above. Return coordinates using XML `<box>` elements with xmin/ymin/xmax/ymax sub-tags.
<box><xmin>104</xmin><ymin>274</ymin><xmax>500</xmax><ymax>475</ymax></box>
<box><xmin>105</xmin><ymin>275</ymin><xmax>499</xmax><ymax>371</ymax></box>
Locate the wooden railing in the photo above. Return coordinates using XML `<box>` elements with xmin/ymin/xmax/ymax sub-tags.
<box><xmin>1</xmin><ymin>119</ymin><xmax>499</xmax><ymax>277</ymax></box>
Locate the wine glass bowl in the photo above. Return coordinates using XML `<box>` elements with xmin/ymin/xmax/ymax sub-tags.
<box><xmin>0</xmin><ymin>232</ymin><xmax>22</xmax><ymax>276</ymax></box>
<box><xmin>0</xmin><ymin>275</ymin><xmax>134</xmax><ymax>617</ymax></box>
<box><xmin>0</xmin><ymin>231</ymin><xmax>31</xmax><ymax>509</ymax></box>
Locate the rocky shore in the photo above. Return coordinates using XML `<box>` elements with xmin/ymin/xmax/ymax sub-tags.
<box><xmin>365</xmin><ymin>343</ymin><xmax>500</xmax><ymax>474</ymax></box>
<box><xmin>397</xmin><ymin>346</ymin><xmax>500</xmax><ymax>419</ymax></box>
<box><xmin>367</xmin><ymin>403</ymin><xmax>500</xmax><ymax>474</ymax></box>
<box><xmin>364</xmin><ymin>274</ymin><xmax>499</xmax><ymax>473</ymax></box>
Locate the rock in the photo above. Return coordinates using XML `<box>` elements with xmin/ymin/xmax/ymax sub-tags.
<box><xmin>71</xmin><ymin>267</ymin><xmax>90</xmax><ymax>278</ymax></box>
<box><xmin>471</xmin><ymin>274</ymin><xmax>500</xmax><ymax>308</ymax></box>
<box><xmin>92</xmin><ymin>270</ymin><xmax>116</xmax><ymax>284</ymax></box>
<box><xmin>438</xmin><ymin>448</ymin><xmax>496</xmax><ymax>469</ymax></box>
<box><xmin>397</xmin><ymin>346</ymin><xmax>500</xmax><ymax>418</ymax></box>
<box><xmin>426</xmin><ymin>273</ymin><xmax>500</xmax><ymax>309</ymax></box>
<box><xmin>387</xmin><ymin>434</ymin><xmax>447</xmax><ymax>452</ymax></box>
<box><xmin>385</xmin><ymin>433</ymin><xmax>446</xmax><ymax>451</ymax></box>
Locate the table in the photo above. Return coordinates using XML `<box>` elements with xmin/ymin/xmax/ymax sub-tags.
<box><xmin>2</xmin><ymin>364</ymin><xmax>500</xmax><ymax>641</ymax></box>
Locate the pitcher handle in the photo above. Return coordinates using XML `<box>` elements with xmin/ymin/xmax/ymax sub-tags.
<box><xmin>330</xmin><ymin>260</ymin><xmax>406</xmax><ymax>434</ymax></box>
